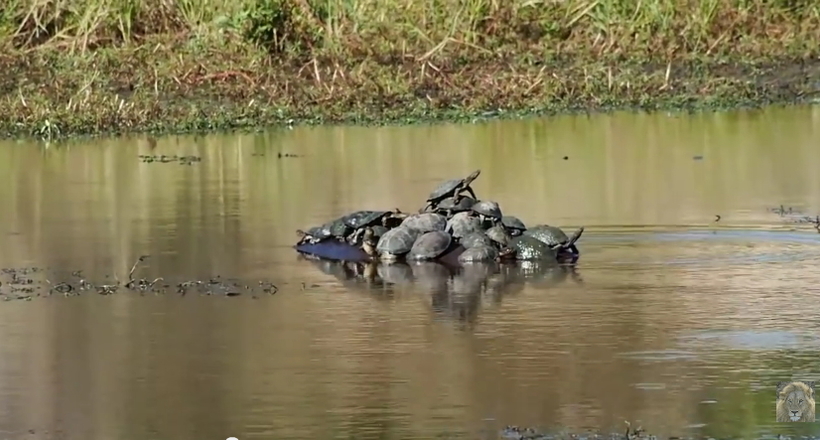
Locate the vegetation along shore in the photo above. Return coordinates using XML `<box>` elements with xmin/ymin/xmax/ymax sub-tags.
<box><xmin>2</xmin><ymin>0</ymin><xmax>820</xmax><ymax>139</ymax></box>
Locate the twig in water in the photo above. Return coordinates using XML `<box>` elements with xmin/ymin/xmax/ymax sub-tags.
<box><xmin>129</xmin><ymin>255</ymin><xmax>150</xmax><ymax>280</ymax></box>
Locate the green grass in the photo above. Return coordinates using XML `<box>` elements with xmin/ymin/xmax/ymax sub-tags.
<box><xmin>1</xmin><ymin>0</ymin><xmax>820</xmax><ymax>139</ymax></box>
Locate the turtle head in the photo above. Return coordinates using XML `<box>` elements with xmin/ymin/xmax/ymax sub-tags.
<box><xmin>498</xmin><ymin>247</ymin><xmax>516</xmax><ymax>260</ymax></box>
<box><xmin>361</xmin><ymin>228</ymin><xmax>378</xmax><ymax>257</ymax></box>
<box><xmin>295</xmin><ymin>229</ymin><xmax>307</xmax><ymax>238</ymax></box>
<box><xmin>556</xmin><ymin>245</ymin><xmax>580</xmax><ymax>265</ymax></box>
<box><xmin>464</xmin><ymin>169</ymin><xmax>481</xmax><ymax>185</ymax></box>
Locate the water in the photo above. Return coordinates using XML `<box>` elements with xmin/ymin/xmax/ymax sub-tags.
<box><xmin>2</xmin><ymin>106</ymin><xmax>820</xmax><ymax>440</ymax></box>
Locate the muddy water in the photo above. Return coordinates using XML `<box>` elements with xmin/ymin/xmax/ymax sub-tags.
<box><xmin>1</xmin><ymin>105</ymin><xmax>820</xmax><ymax>440</ymax></box>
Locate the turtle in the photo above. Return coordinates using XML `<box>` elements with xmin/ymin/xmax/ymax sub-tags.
<box><xmin>370</xmin><ymin>225</ymin><xmax>389</xmax><ymax>240</ymax></box>
<box><xmin>446</xmin><ymin>211</ymin><xmax>483</xmax><ymax>239</ymax></box>
<box><xmin>295</xmin><ymin>225</ymin><xmax>330</xmax><ymax>245</ymax></box>
<box><xmin>373</xmin><ymin>226</ymin><xmax>422</xmax><ymax>261</ymax></box>
<box><xmin>295</xmin><ymin>216</ymin><xmax>351</xmax><ymax>245</ymax></box>
<box><xmin>509</xmin><ymin>235</ymin><xmax>558</xmax><ymax>262</ymax></box>
<box><xmin>401</xmin><ymin>213</ymin><xmax>447</xmax><ymax>233</ymax></box>
<box><xmin>501</xmin><ymin>215</ymin><xmax>527</xmax><ymax>236</ymax></box>
<box><xmin>459</xmin><ymin>231</ymin><xmax>494</xmax><ymax>249</ymax></box>
<box><xmin>407</xmin><ymin>230</ymin><xmax>452</xmax><ymax>261</ymax></box>
<box><xmin>458</xmin><ymin>245</ymin><xmax>517</xmax><ymax>263</ymax></box>
<box><xmin>524</xmin><ymin>225</ymin><xmax>585</xmax><ymax>255</ymax></box>
<box><xmin>485</xmin><ymin>224</ymin><xmax>512</xmax><ymax>247</ymax></box>
<box><xmin>422</xmin><ymin>169</ymin><xmax>481</xmax><ymax>212</ymax></box>
<box><xmin>345</xmin><ymin>209</ymin><xmax>408</xmax><ymax>244</ymax></box>
<box><xmin>434</xmin><ymin>196</ymin><xmax>477</xmax><ymax>218</ymax></box>
<box><xmin>472</xmin><ymin>200</ymin><xmax>503</xmax><ymax>224</ymax></box>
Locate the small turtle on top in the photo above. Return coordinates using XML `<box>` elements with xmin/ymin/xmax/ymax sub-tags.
<box><xmin>422</xmin><ymin>170</ymin><xmax>481</xmax><ymax>212</ymax></box>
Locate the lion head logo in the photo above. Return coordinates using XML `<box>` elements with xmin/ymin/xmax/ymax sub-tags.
<box><xmin>776</xmin><ymin>381</ymin><xmax>816</xmax><ymax>422</ymax></box>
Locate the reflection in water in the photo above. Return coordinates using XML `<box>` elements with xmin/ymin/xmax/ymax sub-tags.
<box><xmin>1</xmin><ymin>106</ymin><xmax>820</xmax><ymax>440</ymax></box>
<box><xmin>299</xmin><ymin>255</ymin><xmax>582</xmax><ymax>326</ymax></box>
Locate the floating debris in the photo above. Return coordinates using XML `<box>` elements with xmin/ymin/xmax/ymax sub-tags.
<box><xmin>138</xmin><ymin>154</ymin><xmax>202</xmax><ymax>165</ymax></box>
<box><xmin>277</xmin><ymin>152</ymin><xmax>300</xmax><ymax>158</ymax></box>
<box><xmin>0</xmin><ymin>256</ymin><xmax>278</xmax><ymax>301</ymax></box>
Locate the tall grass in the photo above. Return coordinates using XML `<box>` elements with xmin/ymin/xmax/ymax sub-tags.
<box><xmin>1</xmin><ymin>0</ymin><xmax>819</xmax><ymax>59</ymax></box>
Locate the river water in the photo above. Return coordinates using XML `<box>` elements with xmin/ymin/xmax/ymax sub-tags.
<box><xmin>1</xmin><ymin>106</ymin><xmax>820</xmax><ymax>440</ymax></box>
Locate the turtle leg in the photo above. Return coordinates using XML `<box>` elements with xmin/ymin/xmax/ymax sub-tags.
<box><xmin>463</xmin><ymin>185</ymin><xmax>478</xmax><ymax>200</ymax></box>
<box><xmin>348</xmin><ymin>228</ymin><xmax>363</xmax><ymax>245</ymax></box>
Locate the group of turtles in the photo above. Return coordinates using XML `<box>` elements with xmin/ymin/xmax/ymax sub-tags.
<box><xmin>295</xmin><ymin>170</ymin><xmax>584</xmax><ymax>265</ymax></box>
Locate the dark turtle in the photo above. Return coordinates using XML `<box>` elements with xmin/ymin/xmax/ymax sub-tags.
<box><xmin>525</xmin><ymin>225</ymin><xmax>585</xmax><ymax>253</ymax></box>
<box><xmin>434</xmin><ymin>196</ymin><xmax>476</xmax><ymax>218</ymax></box>
<box><xmin>295</xmin><ymin>225</ymin><xmax>329</xmax><ymax>245</ymax></box>
<box><xmin>346</xmin><ymin>210</ymin><xmax>407</xmax><ymax>244</ymax></box>
<box><xmin>374</xmin><ymin>226</ymin><xmax>421</xmax><ymax>261</ymax></box>
<box><xmin>509</xmin><ymin>235</ymin><xmax>558</xmax><ymax>262</ymax></box>
<box><xmin>459</xmin><ymin>231</ymin><xmax>494</xmax><ymax>249</ymax></box>
<box><xmin>446</xmin><ymin>211</ymin><xmax>483</xmax><ymax>239</ymax></box>
<box><xmin>423</xmin><ymin>170</ymin><xmax>481</xmax><ymax>211</ymax></box>
<box><xmin>501</xmin><ymin>216</ymin><xmax>527</xmax><ymax>236</ymax></box>
<box><xmin>401</xmin><ymin>213</ymin><xmax>447</xmax><ymax>233</ymax></box>
<box><xmin>295</xmin><ymin>216</ymin><xmax>350</xmax><ymax>245</ymax></box>
<box><xmin>472</xmin><ymin>200</ymin><xmax>503</xmax><ymax>224</ymax></box>
<box><xmin>407</xmin><ymin>231</ymin><xmax>452</xmax><ymax>261</ymax></box>
<box><xmin>485</xmin><ymin>224</ymin><xmax>512</xmax><ymax>247</ymax></box>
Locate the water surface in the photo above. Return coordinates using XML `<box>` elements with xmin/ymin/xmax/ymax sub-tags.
<box><xmin>1</xmin><ymin>106</ymin><xmax>820</xmax><ymax>440</ymax></box>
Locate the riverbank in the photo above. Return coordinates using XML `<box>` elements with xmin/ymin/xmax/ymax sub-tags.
<box><xmin>2</xmin><ymin>0</ymin><xmax>820</xmax><ymax>139</ymax></box>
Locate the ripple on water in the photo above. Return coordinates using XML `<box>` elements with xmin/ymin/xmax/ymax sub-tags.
<box><xmin>581</xmin><ymin>229</ymin><xmax>820</xmax><ymax>268</ymax></box>
<box><xmin>678</xmin><ymin>330</ymin><xmax>820</xmax><ymax>351</ymax></box>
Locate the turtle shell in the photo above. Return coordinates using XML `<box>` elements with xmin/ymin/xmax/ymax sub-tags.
<box><xmin>446</xmin><ymin>212</ymin><xmax>483</xmax><ymax>239</ymax></box>
<box><xmin>458</xmin><ymin>245</ymin><xmax>498</xmax><ymax>263</ymax></box>
<box><xmin>407</xmin><ymin>231</ymin><xmax>452</xmax><ymax>261</ymax></box>
<box><xmin>371</xmin><ymin>225</ymin><xmax>389</xmax><ymax>239</ymax></box>
<box><xmin>427</xmin><ymin>178</ymin><xmax>464</xmax><ymax>203</ymax></box>
<box><xmin>510</xmin><ymin>235</ymin><xmax>558</xmax><ymax>261</ymax></box>
<box><xmin>524</xmin><ymin>224</ymin><xmax>569</xmax><ymax>247</ymax></box>
<box><xmin>472</xmin><ymin>200</ymin><xmax>502</xmax><ymax>220</ymax></box>
<box><xmin>459</xmin><ymin>231</ymin><xmax>494</xmax><ymax>249</ymax></box>
<box><xmin>426</xmin><ymin>170</ymin><xmax>481</xmax><ymax>203</ymax></box>
<box><xmin>376</xmin><ymin>226</ymin><xmax>421</xmax><ymax>259</ymax></box>
<box><xmin>485</xmin><ymin>224</ymin><xmax>512</xmax><ymax>246</ymax></box>
<box><xmin>501</xmin><ymin>216</ymin><xmax>527</xmax><ymax>234</ymax></box>
<box><xmin>435</xmin><ymin>196</ymin><xmax>476</xmax><ymax>213</ymax></box>
<box><xmin>401</xmin><ymin>213</ymin><xmax>447</xmax><ymax>233</ymax></box>
<box><xmin>306</xmin><ymin>224</ymin><xmax>331</xmax><ymax>240</ymax></box>
<box><xmin>328</xmin><ymin>218</ymin><xmax>352</xmax><ymax>238</ymax></box>
<box><xmin>344</xmin><ymin>210</ymin><xmax>390</xmax><ymax>229</ymax></box>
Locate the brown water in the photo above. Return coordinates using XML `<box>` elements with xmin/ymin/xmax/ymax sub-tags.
<box><xmin>2</xmin><ymin>106</ymin><xmax>820</xmax><ymax>440</ymax></box>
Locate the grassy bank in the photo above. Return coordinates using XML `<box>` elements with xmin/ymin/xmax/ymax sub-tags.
<box><xmin>2</xmin><ymin>0</ymin><xmax>820</xmax><ymax>139</ymax></box>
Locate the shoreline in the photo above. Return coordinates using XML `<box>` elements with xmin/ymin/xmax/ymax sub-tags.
<box><xmin>3</xmin><ymin>0</ymin><xmax>820</xmax><ymax>140</ymax></box>
<box><xmin>3</xmin><ymin>53</ymin><xmax>819</xmax><ymax>141</ymax></box>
